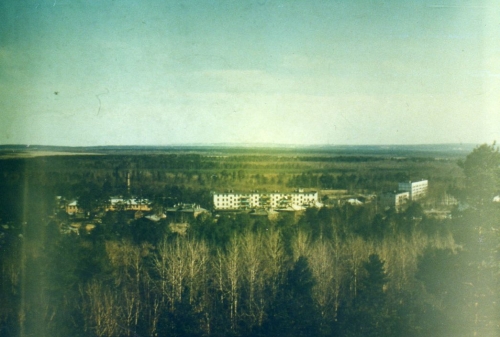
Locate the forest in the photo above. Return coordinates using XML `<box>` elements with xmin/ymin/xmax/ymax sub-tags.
<box><xmin>0</xmin><ymin>144</ymin><xmax>498</xmax><ymax>336</ymax></box>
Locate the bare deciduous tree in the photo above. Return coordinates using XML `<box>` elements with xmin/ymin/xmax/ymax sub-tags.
<box><xmin>241</xmin><ymin>231</ymin><xmax>266</xmax><ymax>327</ymax></box>
<box><xmin>225</xmin><ymin>236</ymin><xmax>241</xmax><ymax>332</ymax></box>
<box><xmin>82</xmin><ymin>280</ymin><xmax>119</xmax><ymax>337</ymax></box>
<box><xmin>154</xmin><ymin>237</ymin><xmax>187</xmax><ymax>311</ymax></box>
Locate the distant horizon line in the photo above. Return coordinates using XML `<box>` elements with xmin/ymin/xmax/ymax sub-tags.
<box><xmin>0</xmin><ymin>142</ymin><xmax>483</xmax><ymax>149</ymax></box>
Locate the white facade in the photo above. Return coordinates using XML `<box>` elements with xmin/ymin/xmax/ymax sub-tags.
<box><xmin>107</xmin><ymin>197</ymin><xmax>151</xmax><ymax>211</ymax></box>
<box><xmin>380</xmin><ymin>191</ymin><xmax>409</xmax><ymax>212</ymax></box>
<box><xmin>213</xmin><ymin>191</ymin><xmax>319</xmax><ymax>210</ymax></box>
<box><xmin>398</xmin><ymin>180</ymin><xmax>428</xmax><ymax>200</ymax></box>
<box><xmin>395</xmin><ymin>192</ymin><xmax>410</xmax><ymax>207</ymax></box>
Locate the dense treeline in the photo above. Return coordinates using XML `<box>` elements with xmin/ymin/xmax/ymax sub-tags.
<box><xmin>0</xmin><ymin>144</ymin><xmax>498</xmax><ymax>336</ymax></box>
<box><xmin>0</xmin><ymin>204</ymin><xmax>461</xmax><ymax>337</ymax></box>
<box><xmin>0</xmin><ymin>152</ymin><xmax>461</xmax><ymax>214</ymax></box>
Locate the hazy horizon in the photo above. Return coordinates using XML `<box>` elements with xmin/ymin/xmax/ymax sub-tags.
<box><xmin>0</xmin><ymin>142</ymin><xmax>481</xmax><ymax>149</ymax></box>
<box><xmin>1</xmin><ymin>1</ymin><xmax>499</xmax><ymax>146</ymax></box>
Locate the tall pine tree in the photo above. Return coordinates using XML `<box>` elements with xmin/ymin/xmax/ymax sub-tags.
<box><xmin>261</xmin><ymin>256</ymin><xmax>320</xmax><ymax>337</ymax></box>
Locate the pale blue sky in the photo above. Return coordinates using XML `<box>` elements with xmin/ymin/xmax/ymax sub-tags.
<box><xmin>1</xmin><ymin>0</ymin><xmax>499</xmax><ymax>146</ymax></box>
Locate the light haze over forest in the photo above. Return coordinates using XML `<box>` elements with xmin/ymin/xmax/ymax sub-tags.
<box><xmin>1</xmin><ymin>0</ymin><xmax>499</xmax><ymax>146</ymax></box>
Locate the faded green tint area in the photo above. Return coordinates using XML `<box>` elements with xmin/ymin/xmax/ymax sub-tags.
<box><xmin>0</xmin><ymin>144</ymin><xmax>498</xmax><ymax>336</ymax></box>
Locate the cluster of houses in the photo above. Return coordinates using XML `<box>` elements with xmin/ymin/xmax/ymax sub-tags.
<box><xmin>64</xmin><ymin>197</ymin><xmax>208</xmax><ymax>217</ymax></box>
<box><xmin>58</xmin><ymin>180</ymin><xmax>432</xmax><ymax>234</ymax></box>
<box><xmin>59</xmin><ymin>196</ymin><xmax>208</xmax><ymax>235</ymax></box>
<box><xmin>63</xmin><ymin>180</ymin><xmax>430</xmax><ymax>221</ymax></box>
<box><xmin>65</xmin><ymin>197</ymin><xmax>152</xmax><ymax>215</ymax></box>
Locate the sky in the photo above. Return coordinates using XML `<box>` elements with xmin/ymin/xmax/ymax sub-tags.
<box><xmin>1</xmin><ymin>0</ymin><xmax>499</xmax><ymax>146</ymax></box>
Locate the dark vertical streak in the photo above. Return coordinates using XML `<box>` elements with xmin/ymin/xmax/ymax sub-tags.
<box><xmin>96</xmin><ymin>88</ymin><xmax>109</xmax><ymax>116</ymax></box>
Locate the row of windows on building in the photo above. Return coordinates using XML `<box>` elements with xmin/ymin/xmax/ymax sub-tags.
<box><xmin>213</xmin><ymin>192</ymin><xmax>318</xmax><ymax>209</ymax></box>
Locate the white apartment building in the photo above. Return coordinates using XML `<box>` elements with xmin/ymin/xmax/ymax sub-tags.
<box><xmin>380</xmin><ymin>191</ymin><xmax>410</xmax><ymax>212</ymax></box>
<box><xmin>213</xmin><ymin>190</ymin><xmax>319</xmax><ymax>210</ymax></box>
<box><xmin>398</xmin><ymin>180</ymin><xmax>428</xmax><ymax>200</ymax></box>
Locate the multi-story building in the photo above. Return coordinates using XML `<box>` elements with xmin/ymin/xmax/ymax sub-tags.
<box><xmin>398</xmin><ymin>180</ymin><xmax>428</xmax><ymax>200</ymax></box>
<box><xmin>380</xmin><ymin>191</ymin><xmax>410</xmax><ymax>212</ymax></box>
<box><xmin>212</xmin><ymin>190</ymin><xmax>319</xmax><ymax>210</ymax></box>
